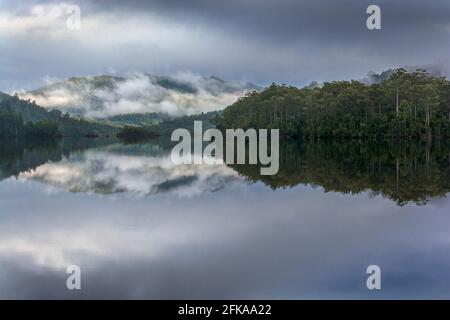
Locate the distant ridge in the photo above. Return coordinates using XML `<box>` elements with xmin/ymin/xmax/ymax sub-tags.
<box><xmin>0</xmin><ymin>91</ymin><xmax>9</xmax><ymax>99</ymax></box>
<box><xmin>21</xmin><ymin>74</ymin><xmax>261</xmax><ymax>118</ymax></box>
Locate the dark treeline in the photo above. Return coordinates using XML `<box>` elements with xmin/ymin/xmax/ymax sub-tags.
<box><xmin>216</xmin><ymin>69</ymin><xmax>450</xmax><ymax>139</ymax></box>
<box><xmin>117</xmin><ymin>126</ymin><xmax>160</xmax><ymax>144</ymax></box>
<box><xmin>114</xmin><ymin>111</ymin><xmax>221</xmax><ymax>143</ymax></box>
<box><xmin>0</xmin><ymin>111</ymin><xmax>61</xmax><ymax>138</ymax></box>
<box><xmin>0</xmin><ymin>138</ymin><xmax>61</xmax><ymax>180</ymax></box>
<box><xmin>228</xmin><ymin>140</ymin><xmax>450</xmax><ymax>206</ymax></box>
<box><xmin>0</xmin><ymin>92</ymin><xmax>119</xmax><ymax>137</ymax></box>
<box><xmin>2</xmin><ymin>135</ymin><xmax>449</xmax><ymax>206</ymax></box>
<box><xmin>0</xmin><ymin>137</ymin><xmax>119</xmax><ymax>181</ymax></box>
<box><xmin>149</xmin><ymin>110</ymin><xmax>220</xmax><ymax>135</ymax></box>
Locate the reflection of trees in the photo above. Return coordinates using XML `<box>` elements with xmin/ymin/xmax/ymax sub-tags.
<box><xmin>0</xmin><ymin>138</ymin><xmax>117</xmax><ymax>180</ymax></box>
<box><xmin>229</xmin><ymin>140</ymin><xmax>450</xmax><ymax>206</ymax></box>
<box><xmin>2</xmin><ymin>137</ymin><xmax>450</xmax><ymax>206</ymax></box>
<box><xmin>0</xmin><ymin>138</ymin><xmax>60</xmax><ymax>180</ymax></box>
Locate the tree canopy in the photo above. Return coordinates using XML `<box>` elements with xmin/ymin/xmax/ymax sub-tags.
<box><xmin>216</xmin><ymin>69</ymin><xmax>450</xmax><ymax>139</ymax></box>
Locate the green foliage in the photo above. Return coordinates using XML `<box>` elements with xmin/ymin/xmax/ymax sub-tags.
<box><xmin>0</xmin><ymin>93</ymin><xmax>119</xmax><ymax>137</ymax></box>
<box><xmin>0</xmin><ymin>111</ymin><xmax>24</xmax><ymax>137</ymax></box>
<box><xmin>117</xmin><ymin>126</ymin><xmax>160</xmax><ymax>143</ymax></box>
<box><xmin>24</xmin><ymin>120</ymin><xmax>61</xmax><ymax>138</ymax></box>
<box><xmin>104</xmin><ymin>112</ymin><xmax>167</xmax><ymax>127</ymax></box>
<box><xmin>148</xmin><ymin>111</ymin><xmax>221</xmax><ymax>135</ymax></box>
<box><xmin>216</xmin><ymin>69</ymin><xmax>450</xmax><ymax>140</ymax></box>
<box><xmin>0</xmin><ymin>111</ymin><xmax>61</xmax><ymax>138</ymax></box>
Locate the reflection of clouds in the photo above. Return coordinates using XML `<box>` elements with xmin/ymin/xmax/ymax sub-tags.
<box><xmin>0</xmin><ymin>218</ymin><xmax>212</xmax><ymax>270</ymax></box>
<box><xmin>1</xmin><ymin>180</ymin><xmax>450</xmax><ymax>299</ymax></box>
<box><xmin>0</xmin><ymin>234</ymin><xmax>100</xmax><ymax>269</ymax></box>
<box><xmin>3</xmin><ymin>144</ymin><xmax>450</xmax><ymax>299</ymax></box>
<box><xmin>18</xmin><ymin>150</ymin><xmax>244</xmax><ymax>197</ymax></box>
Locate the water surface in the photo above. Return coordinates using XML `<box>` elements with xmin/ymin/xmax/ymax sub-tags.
<box><xmin>0</xmin><ymin>138</ymin><xmax>449</xmax><ymax>299</ymax></box>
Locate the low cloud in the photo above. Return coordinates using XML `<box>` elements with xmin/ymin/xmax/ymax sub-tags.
<box><xmin>19</xmin><ymin>72</ymin><xmax>257</xmax><ymax>117</ymax></box>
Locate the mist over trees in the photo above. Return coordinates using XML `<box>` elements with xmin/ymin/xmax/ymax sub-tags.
<box><xmin>3</xmin><ymin>68</ymin><xmax>450</xmax><ymax>141</ymax></box>
<box><xmin>0</xmin><ymin>92</ymin><xmax>118</xmax><ymax>137</ymax></box>
<box><xmin>216</xmin><ymin>69</ymin><xmax>450</xmax><ymax>140</ymax></box>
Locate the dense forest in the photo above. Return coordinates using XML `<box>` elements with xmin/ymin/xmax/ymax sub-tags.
<box><xmin>147</xmin><ymin>110</ymin><xmax>221</xmax><ymax>135</ymax></box>
<box><xmin>0</xmin><ymin>111</ymin><xmax>61</xmax><ymax>138</ymax></box>
<box><xmin>0</xmin><ymin>90</ymin><xmax>221</xmax><ymax>140</ymax></box>
<box><xmin>3</xmin><ymin>68</ymin><xmax>450</xmax><ymax>141</ymax></box>
<box><xmin>104</xmin><ymin>112</ymin><xmax>167</xmax><ymax>127</ymax></box>
<box><xmin>117</xmin><ymin>126</ymin><xmax>160</xmax><ymax>143</ymax></box>
<box><xmin>216</xmin><ymin>69</ymin><xmax>450</xmax><ymax>139</ymax></box>
<box><xmin>0</xmin><ymin>92</ymin><xmax>119</xmax><ymax>137</ymax></box>
<box><xmin>114</xmin><ymin>111</ymin><xmax>221</xmax><ymax>143</ymax></box>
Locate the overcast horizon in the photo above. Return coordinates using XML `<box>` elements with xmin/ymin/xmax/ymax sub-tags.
<box><xmin>2</xmin><ymin>0</ymin><xmax>450</xmax><ymax>92</ymax></box>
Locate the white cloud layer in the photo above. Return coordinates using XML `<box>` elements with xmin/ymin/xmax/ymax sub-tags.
<box><xmin>19</xmin><ymin>72</ymin><xmax>255</xmax><ymax>117</ymax></box>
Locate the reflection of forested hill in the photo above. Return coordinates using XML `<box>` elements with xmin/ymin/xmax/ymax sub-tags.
<box><xmin>0</xmin><ymin>138</ymin><xmax>117</xmax><ymax>180</ymax></box>
<box><xmin>3</xmin><ymin>139</ymin><xmax>241</xmax><ymax>197</ymax></box>
<box><xmin>2</xmin><ymin>135</ymin><xmax>449</xmax><ymax>206</ymax></box>
<box><xmin>229</xmin><ymin>141</ymin><xmax>450</xmax><ymax>205</ymax></box>
<box><xmin>0</xmin><ymin>139</ymin><xmax>61</xmax><ymax>180</ymax></box>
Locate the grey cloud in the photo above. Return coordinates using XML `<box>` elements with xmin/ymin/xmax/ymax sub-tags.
<box><xmin>1</xmin><ymin>0</ymin><xmax>450</xmax><ymax>91</ymax></box>
<box><xmin>86</xmin><ymin>0</ymin><xmax>450</xmax><ymax>44</ymax></box>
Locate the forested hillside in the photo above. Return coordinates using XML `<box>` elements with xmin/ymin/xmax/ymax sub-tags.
<box><xmin>0</xmin><ymin>92</ymin><xmax>119</xmax><ymax>137</ymax></box>
<box><xmin>148</xmin><ymin>110</ymin><xmax>221</xmax><ymax>135</ymax></box>
<box><xmin>216</xmin><ymin>69</ymin><xmax>450</xmax><ymax>139</ymax></box>
<box><xmin>103</xmin><ymin>112</ymin><xmax>168</xmax><ymax>127</ymax></box>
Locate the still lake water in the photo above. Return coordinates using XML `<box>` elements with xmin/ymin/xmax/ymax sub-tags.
<box><xmin>0</xmin><ymin>138</ymin><xmax>450</xmax><ymax>299</ymax></box>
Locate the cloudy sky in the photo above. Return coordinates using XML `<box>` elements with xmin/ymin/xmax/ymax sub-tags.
<box><xmin>1</xmin><ymin>0</ymin><xmax>450</xmax><ymax>92</ymax></box>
